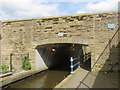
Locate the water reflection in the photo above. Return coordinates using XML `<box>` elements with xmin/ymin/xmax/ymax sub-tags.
<box><xmin>9</xmin><ymin>70</ymin><xmax>69</xmax><ymax>88</ymax></box>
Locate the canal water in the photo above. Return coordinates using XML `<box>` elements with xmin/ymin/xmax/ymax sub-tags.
<box><xmin>7</xmin><ymin>70</ymin><xmax>69</xmax><ymax>88</ymax></box>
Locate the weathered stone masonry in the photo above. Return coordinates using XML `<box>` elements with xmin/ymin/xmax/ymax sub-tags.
<box><xmin>0</xmin><ymin>11</ymin><xmax>118</xmax><ymax>71</ymax></box>
<box><xmin>0</xmin><ymin>21</ymin><xmax>1</xmax><ymax>65</ymax></box>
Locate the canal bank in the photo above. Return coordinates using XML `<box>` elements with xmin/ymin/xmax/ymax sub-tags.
<box><xmin>8</xmin><ymin>70</ymin><xmax>69</xmax><ymax>88</ymax></box>
<box><xmin>55</xmin><ymin>68</ymin><xmax>89</xmax><ymax>88</ymax></box>
<box><xmin>1</xmin><ymin>65</ymin><xmax>70</xmax><ymax>89</ymax></box>
<box><xmin>0</xmin><ymin>67</ymin><xmax>48</xmax><ymax>88</ymax></box>
<box><xmin>1</xmin><ymin>65</ymin><xmax>118</xmax><ymax>89</ymax></box>
<box><xmin>55</xmin><ymin>68</ymin><xmax>118</xmax><ymax>88</ymax></box>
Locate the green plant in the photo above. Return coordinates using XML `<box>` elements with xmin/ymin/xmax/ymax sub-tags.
<box><xmin>0</xmin><ymin>64</ymin><xmax>9</xmax><ymax>71</ymax></box>
<box><xmin>11</xmin><ymin>67</ymin><xmax>16</xmax><ymax>72</ymax></box>
<box><xmin>0</xmin><ymin>79</ymin><xmax>4</xmax><ymax>82</ymax></box>
<box><xmin>22</xmin><ymin>56</ymin><xmax>31</xmax><ymax>70</ymax></box>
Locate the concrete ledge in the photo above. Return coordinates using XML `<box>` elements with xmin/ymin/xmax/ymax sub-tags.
<box><xmin>0</xmin><ymin>72</ymin><xmax>13</xmax><ymax>78</ymax></box>
<box><xmin>55</xmin><ymin>68</ymin><xmax>89</xmax><ymax>88</ymax></box>
<box><xmin>0</xmin><ymin>67</ymin><xmax>48</xmax><ymax>87</ymax></box>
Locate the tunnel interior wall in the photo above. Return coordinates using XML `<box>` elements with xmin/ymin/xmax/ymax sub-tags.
<box><xmin>35</xmin><ymin>50</ymin><xmax>48</xmax><ymax>69</ymax></box>
<box><xmin>35</xmin><ymin>43</ymin><xmax>85</xmax><ymax>71</ymax></box>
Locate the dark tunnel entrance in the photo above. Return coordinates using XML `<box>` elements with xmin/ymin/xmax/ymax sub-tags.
<box><xmin>35</xmin><ymin>43</ymin><xmax>91</xmax><ymax>71</ymax></box>
<box><xmin>4</xmin><ymin>43</ymin><xmax>91</xmax><ymax>89</ymax></box>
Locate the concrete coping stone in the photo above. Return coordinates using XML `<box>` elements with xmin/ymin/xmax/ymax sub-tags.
<box><xmin>55</xmin><ymin>68</ymin><xmax>89</xmax><ymax>88</ymax></box>
<box><xmin>1</xmin><ymin>11</ymin><xmax>117</xmax><ymax>22</ymax></box>
<box><xmin>0</xmin><ymin>72</ymin><xmax>13</xmax><ymax>78</ymax></box>
<box><xmin>0</xmin><ymin>67</ymin><xmax>48</xmax><ymax>87</ymax></box>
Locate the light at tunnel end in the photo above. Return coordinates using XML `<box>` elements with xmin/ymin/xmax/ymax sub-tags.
<box><xmin>51</xmin><ymin>48</ymin><xmax>56</xmax><ymax>52</ymax></box>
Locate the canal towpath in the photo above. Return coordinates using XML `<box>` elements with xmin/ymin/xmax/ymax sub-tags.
<box><xmin>55</xmin><ymin>68</ymin><xmax>118</xmax><ymax>88</ymax></box>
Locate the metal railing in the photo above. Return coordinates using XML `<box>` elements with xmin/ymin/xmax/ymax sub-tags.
<box><xmin>77</xmin><ymin>28</ymin><xmax>119</xmax><ymax>88</ymax></box>
<box><xmin>9</xmin><ymin>53</ymin><xmax>29</xmax><ymax>72</ymax></box>
<box><xmin>70</xmin><ymin>57</ymin><xmax>80</xmax><ymax>74</ymax></box>
<box><xmin>83</xmin><ymin>52</ymin><xmax>91</xmax><ymax>63</ymax></box>
<box><xmin>91</xmin><ymin>29</ymin><xmax>119</xmax><ymax>73</ymax></box>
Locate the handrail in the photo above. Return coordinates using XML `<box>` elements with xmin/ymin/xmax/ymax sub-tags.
<box><xmin>77</xmin><ymin>28</ymin><xmax>119</xmax><ymax>88</ymax></box>
<box><xmin>84</xmin><ymin>53</ymin><xmax>91</xmax><ymax>62</ymax></box>
<box><xmin>73</xmin><ymin>62</ymin><xmax>80</xmax><ymax>67</ymax></box>
<box><xmin>70</xmin><ymin>53</ymin><xmax>91</xmax><ymax>74</ymax></box>
<box><xmin>70</xmin><ymin>57</ymin><xmax>80</xmax><ymax>74</ymax></box>
<box><xmin>73</xmin><ymin>57</ymin><xmax>80</xmax><ymax>61</ymax></box>
<box><xmin>92</xmin><ymin>29</ymin><xmax>119</xmax><ymax>69</ymax></box>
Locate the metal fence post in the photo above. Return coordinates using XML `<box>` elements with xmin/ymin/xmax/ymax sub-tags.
<box><xmin>78</xmin><ymin>62</ymin><xmax>80</xmax><ymax>68</ymax></box>
<box><xmin>28</xmin><ymin>53</ymin><xmax>29</xmax><ymax>61</ymax></box>
<box><xmin>70</xmin><ymin>57</ymin><xmax>74</xmax><ymax>74</ymax></box>
<box><xmin>10</xmin><ymin>53</ymin><xmax>12</xmax><ymax>72</ymax></box>
<box><xmin>70</xmin><ymin>57</ymin><xmax>81</xmax><ymax>74</ymax></box>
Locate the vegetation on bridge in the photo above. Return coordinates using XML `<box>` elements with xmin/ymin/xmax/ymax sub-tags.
<box><xmin>22</xmin><ymin>56</ymin><xmax>31</xmax><ymax>70</ymax></box>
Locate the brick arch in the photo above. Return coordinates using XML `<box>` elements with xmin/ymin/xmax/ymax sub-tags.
<box><xmin>32</xmin><ymin>38</ymin><xmax>90</xmax><ymax>48</ymax></box>
<box><xmin>34</xmin><ymin>41</ymin><xmax>91</xmax><ymax>69</ymax></box>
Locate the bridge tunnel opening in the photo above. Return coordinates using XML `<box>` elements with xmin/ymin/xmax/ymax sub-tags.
<box><xmin>35</xmin><ymin>43</ymin><xmax>91</xmax><ymax>72</ymax></box>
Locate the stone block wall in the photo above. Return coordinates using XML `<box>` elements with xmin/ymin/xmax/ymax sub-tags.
<box><xmin>1</xmin><ymin>11</ymin><xmax>118</xmax><ymax>71</ymax></box>
<box><xmin>0</xmin><ymin>21</ymin><xmax>1</xmax><ymax>65</ymax></box>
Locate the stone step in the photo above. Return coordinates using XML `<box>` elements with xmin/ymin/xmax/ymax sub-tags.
<box><xmin>0</xmin><ymin>72</ymin><xmax>13</xmax><ymax>78</ymax></box>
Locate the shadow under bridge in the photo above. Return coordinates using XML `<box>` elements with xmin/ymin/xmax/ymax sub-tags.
<box><xmin>35</xmin><ymin>43</ymin><xmax>91</xmax><ymax>71</ymax></box>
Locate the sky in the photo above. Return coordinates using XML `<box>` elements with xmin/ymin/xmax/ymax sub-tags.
<box><xmin>0</xmin><ymin>0</ymin><xmax>119</xmax><ymax>20</ymax></box>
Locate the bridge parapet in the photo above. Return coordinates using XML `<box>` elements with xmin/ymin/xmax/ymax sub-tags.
<box><xmin>1</xmin><ymin>11</ymin><xmax>118</xmax><ymax>71</ymax></box>
<box><xmin>0</xmin><ymin>21</ymin><xmax>1</xmax><ymax>65</ymax></box>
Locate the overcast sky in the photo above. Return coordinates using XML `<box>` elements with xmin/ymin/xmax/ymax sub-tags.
<box><xmin>0</xmin><ymin>0</ymin><xmax>119</xmax><ymax>20</ymax></box>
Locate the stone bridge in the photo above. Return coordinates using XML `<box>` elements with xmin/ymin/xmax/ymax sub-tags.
<box><xmin>0</xmin><ymin>11</ymin><xmax>118</xmax><ymax>71</ymax></box>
